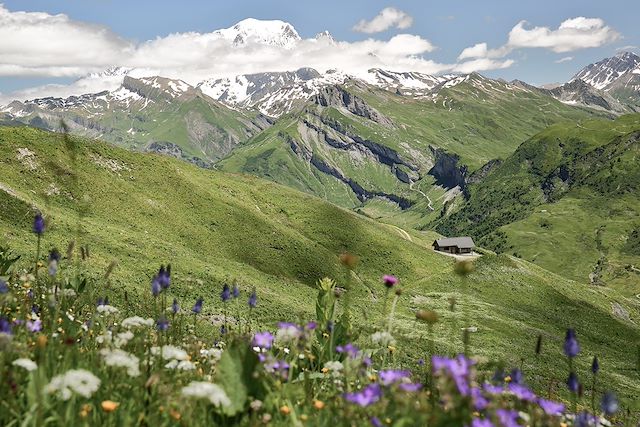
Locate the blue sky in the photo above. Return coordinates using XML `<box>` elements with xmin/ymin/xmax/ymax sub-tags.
<box><xmin>0</xmin><ymin>0</ymin><xmax>638</xmax><ymax>98</ymax></box>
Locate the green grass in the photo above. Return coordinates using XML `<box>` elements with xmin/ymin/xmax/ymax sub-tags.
<box><xmin>1</xmin><ymin>126</ymin><xmax>639</xmax><ymax>407</ymax></box>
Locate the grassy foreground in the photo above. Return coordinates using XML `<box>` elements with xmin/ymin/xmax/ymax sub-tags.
<box><xmin>0</xmin><ymin>126</ymin><xmax>639</xmax><ymax>424</ymax></box>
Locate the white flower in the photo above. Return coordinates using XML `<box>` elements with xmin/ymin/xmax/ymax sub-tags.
<box><xmin>181</xmin><ymin>382</ymin><xmax>231</xmax><ymax>407</ymax></box>
<box><xmin>166</xmin><ymin>360</ymin><xmax>196</xmax><ymax>370</ymax></box>
<box><xmin>275</xmin><ymin>325</ymin><xmax>302</xmax><ymax>343</ymax></box>
<box><xmin>100</xmin><ymin>348</ymin><xmax>140</xmax><ymax>377</ymax></box>
<box><xmin>96</xmin><ymin>331</ymin><xmax>113</xmax><ymax>344</ymax></box>
<box><xmin>45</xmin><ymin>369</ymin><xmax>101</xmax><ymax>400</ymax></box>
<box><xmin>121</xmin><ymin>316</ymin><xmax>154</xmax><ymax>328</ymax></box>
<box><xmin>151</xmin><ymin>345</ymin><xmax>189</xmax><ymax>361</ymax></box>
<box><xmin>371</xmin><ymin>331</ymin><xmax>396</xmax><ymax>347</ymax></box>
<box><xmin>12</xmin><ymin>358</ymin><xmax>37</xmax><ymax>372</ymax></box>
<box><xmin>323</xmin><ymin>361</ymin><xmax>343</xmax><ymax>377</ymax></box>
<box><xmin>114</xmin><ymin>331</ymin><xmax>134</xmax><ymax>348</ymax></box>
<box><xmin>61</xmin><ymin>289</ymin><xmax>76</xmax><ymax>298</ymax></box>
<box><xmin>200</xmin><ymin>348</ymin><xmax>223</xmax><ymax>362</ymax></box>
<box><xmin>96</xmin><ymin>305</ymin><xmax>119</xmax><ymax>315</ymax></box>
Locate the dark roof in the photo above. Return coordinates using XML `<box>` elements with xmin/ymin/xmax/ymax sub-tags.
<box><xmin>433</xmin><ymin>237</ymin><xmax>475</xmax><ymax>249</ymax></box>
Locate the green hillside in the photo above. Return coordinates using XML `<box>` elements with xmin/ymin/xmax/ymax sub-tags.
<box><xmin>436</xmin><ymin>114</ymin><xmax>640</xmax><ymax>294</ymax></box>
<box><xmin>1</xmin><ymin>125</ymin><xmax>639</xmax><ymax>406</ymax></box>
<box><xmin>219</xmin><ymin>76</ymin><xmax>602</xmax><ymax>229</ymax></box>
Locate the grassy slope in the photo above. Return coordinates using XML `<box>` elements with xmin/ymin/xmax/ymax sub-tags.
<box><xmin>0</xmin><ymin>126</ymin><xmax>639</xmax><ymax>406</ymax></box>
<box><xmin>220</xmin><ymin>77</ymin><xmax>601</xmax><ymax>229</ymax></box>
<box><xmin>437</xmin><ymin>114</ymin><xmax>640</xmax><ymax>293</ymax></box>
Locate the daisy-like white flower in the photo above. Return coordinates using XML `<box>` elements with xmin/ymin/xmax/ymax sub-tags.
<box><xmin>323</xmin><ymin>361</ymin><xmax>344</xmax><ymax>377</ymax></box>
<box><xmin>181</xmin><ymin>382</ymin><xmax>231</xmax><ymax>407</ymax></box>
<box><xmin>12</xmin><ymin>358</ymin><xmax>37</xmax><ymax>372</ymax></box>
<box><xmin>96</xmin><ymin>305</ymin><xmax>119</xmax><ymax>315</ymax></box>
<box><xmin>114</xmin><ymin>331</ymin><xmax>134</xmax><ymax>348</ymax></box>
<box><xmin>100</xmin><ymin>348</ymin><xmax>140</xmax><ymax>377</ymax></box>
<box><xmin>121</xmin><ymin>316</ymin><xmax>155</xmax><ymax>328</ymax></box>
<box><xmin>45</xmin><ymin>369</ymin><xmax>101</xmax><ymax>400</ymax></box>
<box><xmin>371</xmin><ymin>331</ymin><xmax>396</xmax><ymax>347</ymax></box>
<box><xmin>151</xmin><ymin>345</ymin><xmax>189</xmax><ymax>361</ymax></box>
<box><xmin>96</xmin><ymin>331</ymin><xmax>113</xmax><ymax>344</ymax></box>
<box><xmin>200</xmin><ymin>348</ymin><xmax>223</xmax><ymax>362</ymax></box>
<box><xmin>166</xmin><ymin>360</ymin><xmax>196</xmax><ymax>370</ymax></box>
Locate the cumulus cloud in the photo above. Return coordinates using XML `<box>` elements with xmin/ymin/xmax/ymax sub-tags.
<box><xmin>353</xmin><ymin>7</ymin><xmax>413</xmax><ymax>34</ymax></box>
<box><xmin>458</xmin><ymin>17</ymin><xmax>619</xmax><ymax>60</ymax></box>
<box><xmin>0</xmin><ymin>4</ymin><xmax>519</xmax><ymax>103</ymax></box>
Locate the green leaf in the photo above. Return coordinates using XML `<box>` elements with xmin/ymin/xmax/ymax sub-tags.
<box><xmin>214</xmin><ymin>339</ymin><xmax>261</xmax><ymax>416</ymax></box>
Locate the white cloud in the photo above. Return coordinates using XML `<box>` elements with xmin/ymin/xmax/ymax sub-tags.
<box><xmin>0</xmin><ymin>5</ymin><xmax>132</xmax><ymax>77</ymax></box>
<box><xmin>555</xmin><ymin>56</ymin><xmax>574</xmax><ymax>63</ymax></box>
<box><xmin>0</xmin><ymin>5</ymin><xmax>519</xmax><ymax>103</ymax></box>
<box><xmin>353</xmin><ymin>7</ymin><xmax>413</xmax><ymax>34</ymax></box>
<box><xmin>458</xmin><ymin>17</ymin><xmax>619</xmax><ymax>60</ymax></box>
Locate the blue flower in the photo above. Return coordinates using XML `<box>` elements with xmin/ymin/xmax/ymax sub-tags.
<box><xmin>0</xmin><ymin>317</ymin><xmax>12</xmax><ymax>335</ymax></box>
<box><xmin>574</xmin><ymin>412</ymin><xmax>599</xmax><ymax>427</ymax></box>
<box><xmin>248</xmin><ymin>290</ymin><xmax>257</xmax><ymax>308</ymax></box>
<box><xmin>232</xmin><ymin>284</ymin><xmax>240</xmax><ymax>298</ymax></box>
<box><xmin>33</xmin><ymin>213</ymin><xmax>45</xmax><ymax>235</ymax></box>
<box><xmin>567</xmin><ymin>372</ymin><xmax>580</xmax><ymax>393</ymax></box>
<box><xmin>563</xmin><ymin>328</ymin><xmax>580</xmax><ymax>358</ymax></box>
<box><xmin>495</xmin><ymin>409</ymin><xmax>520</xmax><ymax>427</ymax></box>
<box><xmin>172</xmin><ymin>298</ymin><xmax>180</xmax><ymax>314</ymax></box>
<box><xmin>220</xmin><ymin>284</ymin><xmax>231</xmax><ymax>302</ymax></box>
<box><xmin>344</xmin><ymin>384</ymin><xmax>382</xmax><ymax>407</ymax></box>
<box><xmin>156</xmin><ymin>316</ymin><xmax>169</xmax><ymax>332</ymax></box>
<box><xmin>537</xmin><ymin>398</ymin><xmax>565</xmax><ymax>416</ymax></box>
<box><xmin>0</xmin><ymin>280</ymin><xmax>8</xmax><ymax>294</ymax></box>
<box><xmin>151</xmin><ymin>276</ymin><xmax>161</xmax><ymax>297</ymax></box>
<box><xmin>591</xmin><ymin>356</ymin><xmax>599</xmax><ymax>374</ymax></box>
<box><xmin>252</xmin><ymin>331</ymin><xmax>274</xmax><ymax>349</ymax></box>
<box><xmin>192</xmin><ymin>297</ymin><xmax>203</xmax><ymax>314</ymax></box>
<box><xmin>510</xmin><ymin>368</ymin><xmax>524</xmax><ymax>385</ymax></box>
<box><xmin>158</xmin><ymin>265</ymin><xmax>171</xmax><ymax>289</ymax></box>
<box><xmin>600</xmin><ymin>392</ymin><xmax>618</xmax><ymax>415</ymax></box>
<box><xmin>370</xmin><ymin>417</ymin><xmax>383</xmax><ymax>427</ymax></box>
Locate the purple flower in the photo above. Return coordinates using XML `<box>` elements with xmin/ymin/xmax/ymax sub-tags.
<box><xmin>151</xmin><ymin>276</ymin><xmax>161</xmax><ymax>297</ymax></box>
<box><xmin>567</xmin><ymin>372</ymin><xmax>579</xmax><ymax>393</ymax></box>
<box><xmin>344</xmin><ymin>384</ymin><xmax>382</xmax><ymax>407</ymax></box>
<box><xmin>495</xmin><ymin>409</ymin><xmax>520</xmax><ymax>427</ymax></box>
<box><xmin>158</xmin><ymin>265</ymin><xmax>171</xmax><ymax>289</ymax></box>
<box><xmin>305</xmin><ymin>321</ymin><xmax>317</xmax><ymax>330</ymax></box>
<box><xmin>370</xmin><ymin>417</ymin><xmax>383</xmax><ymax>427</ymax></box>
<box><xmin>253</xmin><ymin>331</ymin><xmax>274</xmax><ymax>350</ymax></box>
<box><xmin>232</xmin><ymin>284</ymin><xmax>240</xmax><ymax>298</ymax></box>
<box><xmin>417</xmin><ymin>358</ymin><xmax>425</xmax><ymax>366</ymax></box>
<box><xmin>591</xmin><ymin>356</ymin><xmax>599</xmax><ymax>374</ymax></box>
<box><xmin>432</xmin><ymin>354</ymin><xmax>474</xmax><ymax>396</ymax></box>
<box><xmin>600</xmin><ymin>392</ymin><xmax>618</xmax><ymax>415</ymax></box>
<box><xmin>575</xmin><ymin>412</ymin><xmax>599</xmax><ymax>427</ymax></box>
<box><xmin>0</xmin><ymin>280</ymin><xmax>8</xmax><ymax>294</ymax></box>
<box><xmin>156</xmin><ymin>316</ymin><xmax>169</xmax><ymax>332</ymax></box>
<box><xmin>508</xmin><ymin>383</ymin><xmax>536</xmax><ymax>401</ymax></box>
<box><xmin>33</xmin><ymin>213</ymin><xmax>45</xmax><ymax>235</ymax></box>
<box><xmin>172</xmin><ymin>298</ymin><xmax>180</xmax><ymax>314</ymax></box>
<box><xmin>97</xmin><ymin>298</ymin><xmax>105</xmax><ymax>306</ymax></box>
<box><xmin>471</xmin><ymin>387</ymin><xmax>489</xmax><ymax>410</ymax></box>
<box><xmin>399</xmin><ymin>382</ymin><xmax>422</xmax><ymax>392</ymax></box>
<box><xmin>26</xmin><ymin>319</ymin><xmax>42</xmax><ymax>332</ymax></box>
<box><xmin>563</xmin><ymin>328</ymin><xmax>580</xmax><ymax>358</ymax></box>
<box><xmin>220</xmin><ymin>284</ymin><xmax>231</xmax><ymax>302</ymax></box>
<box><xmin>509</xmin><ymin>368</ymin><xmax>524</xmax><ymax>385</ymax></box>
<box><xmin>472</xmin><ymin>419</ymin><xmax>494</xmax><ymax>427</ymax></box>
<box><xmin>382</xmin><ymin>275</ymin><xmax>398</xmax><ymax>288</ymax></box>
<box><xmin>264</xmin><ymin>359</ymin><xmax>289</xmax><ymax>380</ymax></box>
<box><xmin>0</xmin><ymin>317</ymin><xmax>12</xmax><ymax>335</ymax></box>
<box><xmin>248</xmin><ymin>290</ymin><xmax>257</xmax><ymax>308</ymax></box>
<box><xmin>48</xmin><ymin>249</ymin><xmax>61</xmax><ymax>262</ymax></box>
<box><xmin>537</xmin><ymin>398</ymin><xmax>565</xmax><ymax>416</ymax></box>
<box><xmin>379</xmin><ymin>369</ymin><xmax>411</xmax><ymax>386</ymax></box>
<box><xmin>192</xmin><ymin>298</ymin><xmax>203</xmax><ymax>314</ymax></box>
<box><xmin>483</xmin><ymin>383</ymin><xmax>504</xmax><ymax>394</ymax></box>
<box><xmin>336</xmin><ymin>343</ymin><xmax>360</xmax><ymax>358</ymax></box>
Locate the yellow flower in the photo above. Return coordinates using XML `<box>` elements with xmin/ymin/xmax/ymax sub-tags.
<box><xmin>101</xmin><ymin>400</ymin><xmax>119</xmax><ymax>412</ymax></box>
<box><xmin>387</xmin><ymin>345</ymin><xmax>396</xmax><ymax>354</ymax></box>
<box><xmin>321</xmin><ymin>367</ymin><xmax>329</xmax><ymax>374</ymax></box>
<box><xmin>504</xmin><ymin>375</ymin><xmax>512</xmax><ymax>383</ymax></box>
<box><xmin>79</xmin><ymin>403</ymin><xmax>92</xmax><ymax>418</ymax></box>
<box><xmin>279</xmin><ymin>405</ymin><xmax>291</xmax><ymax>415</ymax></box>
<box><xmin>300</xmin><ymin>414</ymin><xmax>308</xmax><ymax>421</ymax></box>
<box><xmin>169</xmin><ymin>408</ymin><xmax>181</xmax><ymax>420</ymax></box>
<box><xmin>313</xmin><ymin>400</ymin><xmax>325</xmax><ymax>410</ymax></box>
<box><xmin>36</xmin><ymin>334</ymin><xmax>48</xmax><ymax>348</ymax></box>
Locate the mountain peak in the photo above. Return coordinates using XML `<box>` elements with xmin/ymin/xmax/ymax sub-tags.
<box><xmin>573</xmin><ymin>52</ymin><xmax>640</xmax><ymax>90</ymax></box>
<box><xmin>214</xmin><ymin>18</ymin><xmax>301</xmax><ymax>49</ymax></box>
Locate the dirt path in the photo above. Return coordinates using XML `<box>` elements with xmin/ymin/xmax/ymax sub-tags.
<box><xmin>409</xmin><ymin>180</ymin><xmax>434</xmax><ymax>211</ymax></box>
<box><xmin>387</xmin><ymin>224</ymin><xmax>412</xmax><ymax>242</ymax></box>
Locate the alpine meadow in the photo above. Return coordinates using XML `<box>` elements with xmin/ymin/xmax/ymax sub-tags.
<box><xmin>0</xmin><ymin>2</ymin><xmax>639</xmax><ymax>426</ymax></box>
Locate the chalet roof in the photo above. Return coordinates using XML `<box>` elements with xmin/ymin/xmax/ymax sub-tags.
<box><xmin>434</xmin><ymin>237</ymin><xmax>475</xmax><ymax>249</ymax></box>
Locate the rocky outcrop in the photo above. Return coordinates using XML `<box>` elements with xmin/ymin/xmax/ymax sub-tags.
<box><xmin>313</xmin><ymin>86</ymin><xmax>394</xmax><ymax>128</ymax></box>
<box><xmin>145</xmin><ymin>141</ymin><xmax>211</xmax><ymax>169</ymax></box>
<box><xmin>467</xmin><ymin>159</ymin><xmax>502</xmax><ymax>184</ymax></box>
<box><xmin>427</xmin><ymin>147</ymin><xmax>467</xmax><ymax>190</ymax></box>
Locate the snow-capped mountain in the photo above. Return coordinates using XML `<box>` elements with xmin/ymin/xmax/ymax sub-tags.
<box><xmin>210</xmin><ymin>18</ymin><xmax>301</xmax><ymax>49</ymax></box>
<box><xmin>572</xmin><ymin>52</ymin><xmax>640</xmax><ymax>90</ymax></box>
